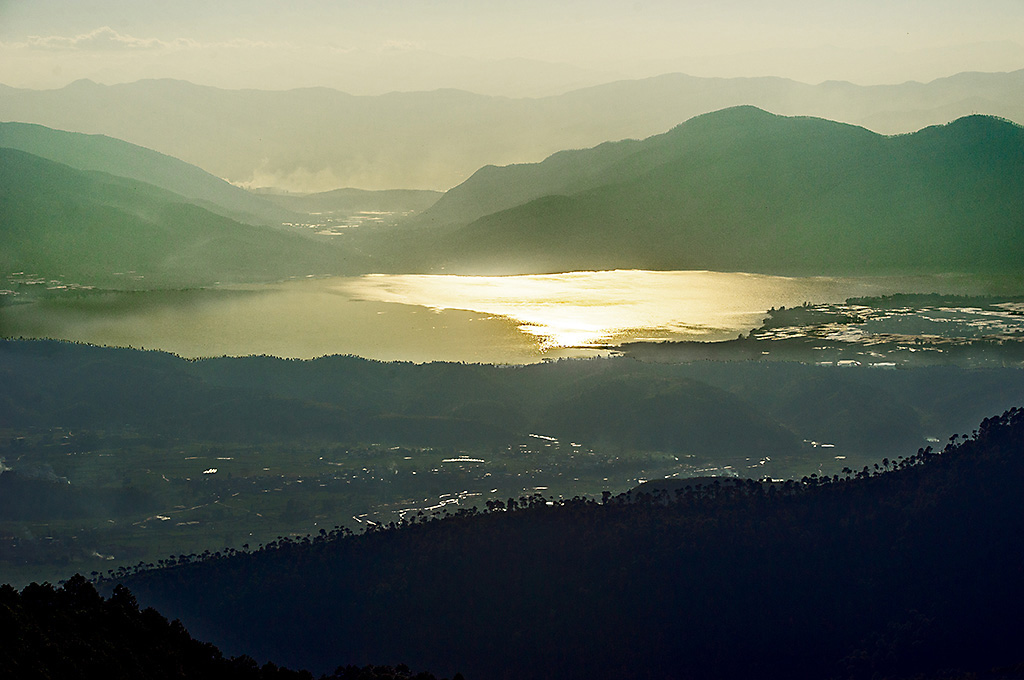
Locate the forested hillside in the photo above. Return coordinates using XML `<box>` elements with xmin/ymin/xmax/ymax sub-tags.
<box><xmin>114</xmin><ymin>408</ymin><xmax>1024</xmax><ymax>680</ymax></box>
<box><xmin>0</xmin><ymin>576</ymin><xmax>454</xmax><ymax>680</ymax></box>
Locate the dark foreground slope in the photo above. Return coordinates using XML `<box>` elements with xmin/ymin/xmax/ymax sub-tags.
<box><xmin>0</xmin><ymin>576</ymin><xmax>307</xmax><ymax>680</ymax></box>
<box><xmin>419</xmin><ymin>108</ymin><xmax>1024</xmax><ymax>275</ymax></box>
<box><xmin>0</xmin><ymin>577</ymin><xmax>454</xmax><ymax>680</ymax></box>
<box><xmin>118</xmin><ymin>408</ymin><xmax>1024</xmax><ymax>680</ymax></box>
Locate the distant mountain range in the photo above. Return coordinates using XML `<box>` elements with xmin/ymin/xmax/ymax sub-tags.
<box><xmin>1</xmin><ymin>70</ymin><xmax>1022</xmax><ymax>191</ymax></box>
<box><xmin>3</xmin><ymin>108</ymin><xmax>1022</xmax><ymax>283</ymax></box>
<box><xmin>0</xmin><ymin>148</ymin><xmax>363</xmax><ymax>288</ymax></box>
<box><xmin>411</xmin><ymin>107</ymin><xmax>1024</xmax><ymax>276</ymax></box>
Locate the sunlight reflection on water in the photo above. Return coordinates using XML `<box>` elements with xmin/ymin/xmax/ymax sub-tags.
<box><xmin>337</xmin><ymin>270</ymin><xmax>981</xmax><ymax>350</ymax></box>
<box><xmin>2</xmin><ymin>270</ymin><xmax>990</xmax><ymax>363</ymax></box>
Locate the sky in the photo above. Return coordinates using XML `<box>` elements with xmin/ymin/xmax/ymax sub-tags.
<box><xmin>1</xmin><ymin>0</ymin><xmax>1023</xmax><ymax>96</ymax></box>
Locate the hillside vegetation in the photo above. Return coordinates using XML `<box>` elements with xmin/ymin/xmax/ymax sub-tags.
<box><xmin>115</xmin><ymin>408</ymin><xmax>1024</xmax><ymax>680</ymax></box>
<box><xmin>0</xmin><ymin>576</ymin><xmax>454</xmax><ymax>680</ymax></box>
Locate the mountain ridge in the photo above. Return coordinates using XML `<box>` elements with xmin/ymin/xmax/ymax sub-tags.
<box><xmin>110</xmin><ymin>406</ymin><xmax>1024</xmax><ymax>680</ymax></box>
<box><xmin>2</xmin><ymin>70</ymin><xmax>1022</xmax><ymax>192</ymax></box>
<box><xmin>415</xmin><ymin>107</ymin><xmax>1024</xmax><ymax>276</ymax></box>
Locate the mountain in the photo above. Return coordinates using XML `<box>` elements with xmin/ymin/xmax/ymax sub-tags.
<box><xmin>1</xmin><ymin>71</ymin><xmax>1022</xmax><ymax>192</ymax></box>
<box><xmin>0</xmin><ymin>149</ymin><xmax>363</xmax><ymax>288</ymax></box>
<box><xmin>415</xmin><ymin>107</ymin><xmax>1024</xmax><ymax>275</ymax></box>
<box><xmin>114</xmin><ymin>407</ymin><xmax>1024</xmax><ymax>680</ymax></box>
<box><xmin>0</xmin><ymin>121</ymin><xmax>295</xmax><ymax>226</ymax></box>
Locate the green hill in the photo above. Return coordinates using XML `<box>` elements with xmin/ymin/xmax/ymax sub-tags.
<box><xmin>420</xmin><ymin>107</ymin><xmax>1024</xmax><ymax>275</ymax></box>
<box><xmin>0</xmin><ymin>121</ymin><xmax>294</xmax><ymax>226</ymax></box>
<box><xmin>0</xmin><ymin>149</ymin><xmax>363</xmax><ymax>288</ymax></box>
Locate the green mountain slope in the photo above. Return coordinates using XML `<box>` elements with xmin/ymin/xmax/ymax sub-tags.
<box><xmin>415</xmin><ymin>137</ymin><xmax>646</xmax><ymax>227</ymax></box>
<box><xmin>0</xmin><ymin>121</ymin><xmax>294</xmax><ymax>225</ymax></box>
<box><xmin>0</xmin><ymin>149</ymin><xmax>363</xmax><ymax>288</ymax></box>
<box><xmin>426</xmin><ymin>107</ymin><xmax>1024</xmax><ymax>275</ymax></box>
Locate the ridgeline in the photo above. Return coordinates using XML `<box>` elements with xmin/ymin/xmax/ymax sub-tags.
<box><xmin>416</xmin><ymin>108</ymin><xmax>1024</xmax><ymax>276</ymax></box>
<box><xmin>108</xmin><ymin>408</ymin><xmax>1024</xmax><ymax>680</ymax></box>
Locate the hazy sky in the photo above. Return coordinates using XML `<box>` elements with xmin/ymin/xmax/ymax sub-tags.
<box><xmin>1</xmin><ymin>0</ymin><xmax>1023</xmax><ymax>95</ymax></box>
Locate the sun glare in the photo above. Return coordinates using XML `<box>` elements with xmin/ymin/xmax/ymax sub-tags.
<box><xmin>336</xmin><ymin>269</ymin><xmax>916</xmax><ymax>351</ymax></box>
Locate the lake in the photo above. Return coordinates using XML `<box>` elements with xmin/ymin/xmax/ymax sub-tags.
<box><xmin>0</xmin><ymin>270</ymin><xmax>999</xmax><ymax>364</ymax></box>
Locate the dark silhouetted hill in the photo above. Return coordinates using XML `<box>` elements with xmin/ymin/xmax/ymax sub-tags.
<box><xmin>0</xmin><ymin>575</ymin><xmax>454</xmax><ymax>680</ymax></box>
<box><xmin>113</xmin><ymin>408</ymin><xmax>1024</xmax><ymax>680</ymax></box>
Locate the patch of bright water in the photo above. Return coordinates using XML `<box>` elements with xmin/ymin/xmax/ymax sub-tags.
<box><xmin>0</xmin><ymin>270</ymin><xmax>995</xmax><ymax>363</ymax></box>
<box><xmin>338</xmin><ymin>270</ymin><xmax>992</xmax><ymax>351</ymax></box>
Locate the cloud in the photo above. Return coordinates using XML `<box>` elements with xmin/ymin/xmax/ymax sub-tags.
<box><xmin>27</xmin><ymin>26</ymin><xmax>196</xmax><ymax>51</ymax></box>
<box><xmin>20</xmin><ymin>27</ymin><xmax>306</xmax><ymax>54</ymax></box>
<box><xmin>380</xmin><ymin>39</ymin><xmax>421</xmax><ymax>52</ymax></box>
